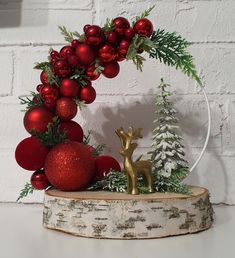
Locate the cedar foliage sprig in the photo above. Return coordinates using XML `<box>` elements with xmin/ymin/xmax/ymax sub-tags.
<box><xmin>83</xmin><ymin>131</ymin><xmax>106</xmax><ymax>156</ymax></box>
<box><xmin>16</xmin><ymin>182</ymin><xmax>34</xmax><ymax>202</ymax></box>
<box><xmin>33</xmin><ymin>117</ymin><xmax>67</xmax><ymax>147</ymax></box>
<box><xmin>59</xmin><ymin>25</ymin><xmax>74</xmax><ymax>42</ymax></box>
<box><xmin>19</xmin><ymin>92</ymin><xmax>44</xmax><ymax>110</ymax></box>
<box><xmin>34</xmin><ymin>62</ymin><xmax>59</xmax><ymax>86</ymax></box>
<box><xmin>70</xmin><ymin>68</ymin><xmax>89</xmax><ymax>87</ymax></box>
<box><xmin>73</xmin><ymin>31</ymin><xmax>85</xmax><ymax>41</ymax></box>
<box><xmin>102</xmin><ymin>18</ymin><xmax>115</xmax><ymax>33</ymax></box>
<box><xmin>150</xmin><ymin>29</ymin><xmax>202</xmax><ymax>85</ymax></box>
<box><xmin>132</xmin><ymin>5</ymin><xmax>155</xmax><ymax>24</ymax></box>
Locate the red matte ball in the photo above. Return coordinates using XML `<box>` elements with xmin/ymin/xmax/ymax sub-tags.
<box><xmin>56</xmin><ymin>97</ymin><xmax>77</xmax><ymax>121</ymax></box>
<box><xmin>60</xmin><ymin>79</ymin><xmax>79</xmax><ymax>97</ymax></box>
<box><xmin>79</xmin><ymin>85</ymin><xmax>96</xmax><ymax>104</ymax></box>
<box><xmin>95</xmin><ymin>155</ymin><xmax>121</xmax><ymax>180</ymax></box>
<box><xmin>24</xmin><ymin>107</ymin><xmax>54</xmax><ymax>134</ymax></box>
<box><xmin>45</xmin><ymin>141</ymin><xmax>96</xmax><ymax>191</ymax></box>
<box><xmin>75</xmin><ymin>44</ymin><xmax>95</xmax><ymax>65</ymax></box>
<box><xmin>133</xmin><ymin>18</ymin><xmax>153</xmax><ymax>38</ymax></box>
<box><xmin>31</xmin><ymin>170</ymin><xmax>51</xmax><ymax>190</ymax></box>
<box><xmin>15</xmin><ymin>137</ymin><xmax>49</xmax><ymax>171</ymax></box>
<box><xmin>102</xmin><ymin>61</ymin><xmax>120</xmax><ymax>78</ymax></box>
<box><xmin>60</xmin><ymin>121</ymin><xmax>84</xmax><ymax>143</ymax></box>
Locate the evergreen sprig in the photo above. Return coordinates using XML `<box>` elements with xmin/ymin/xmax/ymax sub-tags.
<box><xmin>44</xmin><ymin>65</ymin><xmax>60</xmax><ymax>86</ymax></box>
<box><xmin>133</xmin><ymin>5</ymin><xmax>155</xmax><ymax>24</ymax></box>
<box><xmin>19</xmin><ymin>92</ymin><xmax>44</xmax><ymax>110</ymax></box>
<box><xmin>33</xmin><ymin>117</ymin><xmax>67</xmax><ymax>147</ymax></box>
<box><xmin>150</xmin><ymin>29</ymin><xmax>202</xmax><ymax>85</ymax></box>
<box><xmin>82</xmin><ymin>131</ymin><xmax>106</xmax><ymax>156</ymax></box>
<box><xmin>102</xmin><ymin>18</ymin><xmax>115</xmax><ymax>33</ymax></box>
<box><xmin>16</xmin><ymin>182</ymin><xmax>34</xmax><ymax>202</ymax></box>
<box><xmin>59</xmin><ymin>25</ymin><xmax>74</xmax><ymax>42</ymax></box>
<box><xmin>70</xmin><ymin>68</ymin><xmax>89</xmax><ymax>86</ymax></box>
<box><xmin>73</xmin><ymin>31</ymin><xmax>85</xmax><ymax>41</ymax></box>
<box><xmin>34</xmin><ymin>61</ymin><xmax>50</xmax><ymax>70</ymax></box>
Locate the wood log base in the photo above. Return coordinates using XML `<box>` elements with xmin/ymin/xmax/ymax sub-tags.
<box><xmin>43</xmin><ymin>186</ymin><xmax>214</xmax><ymax>239</ymax></box>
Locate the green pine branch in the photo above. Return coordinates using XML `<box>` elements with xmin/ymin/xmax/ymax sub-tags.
<box><xmin>16</xmin><ymin>182</ymin><xmax>34</xmax><ymax>202</ymax></box>
<box><xmin>19</xmin><ymin>92</ymin><xmax>44</xmax><ymax>110</ymax></box>
<box><xmin>59</xmin><ymin>25</ymin><xmax>74</xmax><ymax>42</ymax></box>
<box><xmin>34</xmin><ymin>61</ymin><xmax>51</xmax><ymax>70</ymax></box>
<box><xmin>149</xmin><ymin>29</ymin><xmax>202</xmax><ymax>85</ymax></box>
<box><xmin>132</xmin><ymin>5</ymin><xmax>155</xmax><ymax>24</ymax></box>
<box><xmin>73</xmin><ymin>31</ymin><xmax>85</xmax><ymax>41</ymax></box>
<box><xmin>102</xmin><ymin>18</ymin><xmax>115</xmax><ymax>33</ymax></box>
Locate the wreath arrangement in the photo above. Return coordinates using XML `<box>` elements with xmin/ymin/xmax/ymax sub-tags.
<box><xmin>15</xmin><ymin>6</ymin><xmax>202</xmax><ymax>201</ymax></box>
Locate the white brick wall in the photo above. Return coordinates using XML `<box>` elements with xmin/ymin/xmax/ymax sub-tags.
<box><xmin>0</xmin><ymin>0</ymin><xmax>234</xmax><ymax>204</ymax></box>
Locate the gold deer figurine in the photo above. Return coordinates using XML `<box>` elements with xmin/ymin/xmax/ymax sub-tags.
<box><xmin>115</xmin><ymin>127</ymin><xmax>153</xmax><ymax>195</ymax></box>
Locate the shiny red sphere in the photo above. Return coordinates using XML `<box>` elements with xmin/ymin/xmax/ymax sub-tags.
<box><xmin>60</xmin><ymin>46</ymin><xmax>74</xmax><ymax>59</ymax></box>
<box><xmin>45</xmin><ymin>141</ymin><xmax>96</xmax><ymax>191</ymax></box>
<box><xmin>53</xmin><ymin>60</ymin><xmax>71</xmax><ymax>78</ymax></box>
<box><xmin>83</xmin><ymin>24</ymin><xmax>91</xmax><ymax>33</ymax></box>
<box><xmin>31</xmin><ymin>170</ymin><xmax>51</xmax><ymax>190</ymax></box>
<box><xmin>124</xmin><ymin>27</ymin><xmax>135</xmax><ymax>41</ymax></box>
<box><xmin>102</xmin><ymin>61</ymin><xmax>120</xmax><ymax>78</ymax></box>
<box><xmin>106</xmin><ymin>31</ymin><xmax>118</xmax><ymax>45</ymax></box>
<box><xmin>50</xmin><ymin>50</ymin><xmax>60</xmax><ymax>59</ymax></box>
<box><xmin>113</xmin><ymin>17</ymin><xmax>130</xmax><ymax>35</ymax></box>
<box><xmin>40</xmin><ymin>71</ymin><xmax>48</xmax><ymax>84</ymax></box>
<box><xmin>67</xmin><ymin>54</ymin><xmax>79</xmax><ymax>67</ymax></box>
<box><xmin>15</xmin><ymin>137</ymin><xmax>49</xmax><ymax>171</ymax></box>
<box><xmin>75</xmin><ymin>44</ymin><xmax>95</xmax><ymax>65</ymax></box>
<box><xmin>56</xmin><ymin>97</ymin><xmax>77</xmax><ymax>121</ymax></box>
<box><xmin>36</xmin><ymin>84</ymin><xmax>43</xmax><ymax>92</ymax></box>
<box><xmin>85</xmin><ymin>25</ymin><xmax>104</xmax><ymax>46</ymax></box>
<box><xmin>40</xmin><ymin>84</ymin><xmax>59</xmax><ymax>101</ymax></box>
<box><xmin>60</xmin><ymin>121</ymin><xmax>84</xmax><ymax>143</ymax></box>
<box><xmin>98</xmin><ymin>44</ymin><xmax>116</xmax><ymax>63</ymax></box>
<box><xmin>24</xmin><ymin>107</ymin><xmax>54</xmax><ymax>134</ymax></box>
<box><xmin>79</xmin><ymin>85</ymin><xmax>96</xmax><ymax>104</ymax></box>
<box><xmin>86</xmin><ymin>65</ymin><xmax>100</xmax><ymax>81</ymax></box>
<box><xmin>117</xmin><ymin>39</ymin><xmax>131</xmax><ymax>60</ymax></box>
<box><xmin>60</xmin><ymin>79</ymin><xmax>79</xmax><ymax>97</ymax></box>
<box><xmin>95</xmin><ymin>155</ymin><xmax>121</xmax><ymax>180</ymax></box>
<box><xmin>133</xmin><ymin>18</ymin><xmax>153</xmax><ymax>37</ymax></box>
<box><xmin>71</xmin><ymin>39</ymin><xmax>80</xmax><ymax>48</ymax></box>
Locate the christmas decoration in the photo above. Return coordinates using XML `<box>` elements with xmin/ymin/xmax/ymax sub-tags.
<box><xmin>116</xmin><ymin>127</ymin><xmax>153</xmax><ymax>195</ymax></box>
<box><xmin>30</xmin><ymin>169</ymin><xmax>51</xmax><ymax>190</ymax></box>
<box><xmin>79</xmin><ymin>85</ymin><xmax>96</xmax><ymax>104</ymax></box>
<box><xmin>44</xmin><ymin>141</ymin><xmax>95</xmax><ymax>191</ymax></box>
<box><xmin>102</xmin><ymin>61</ymin><xmax>120</xmax><ymax>78</ymax></box>
<box><xmin>95</xmin><ymin>155</ymin><xmax>121</xmax><ymax>180</ymax></box>
<box><xmin>55</xmin><ymin>97</ymin><xmax>77</xmax><ymax>121</ymax></box>
<box><xmin>59</xmin><ymin>79</ymin><xmax>79</xmax><ymax>97</ymax></box>
<box><xmin>15</xmin><ymin>137</ymin><xmax>49</xmax><ymax>171</ymax></box>
<box><xmin>59</xmin><ymin>121</ymin><xmax>84</xmax><ymax>143</ymax></box>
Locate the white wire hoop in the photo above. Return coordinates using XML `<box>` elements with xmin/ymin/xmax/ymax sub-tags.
<box><xmin>189</xmin><ymin>87</ymin><xmax>211</xmax><ymax>172</ymax></box>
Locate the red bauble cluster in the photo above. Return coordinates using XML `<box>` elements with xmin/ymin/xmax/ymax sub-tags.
<box><xmin>15</xmin><ymin>15</ymin><xmax>152</xmax><ymax>193</ymax></box>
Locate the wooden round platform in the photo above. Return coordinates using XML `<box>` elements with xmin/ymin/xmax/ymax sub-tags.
<box><xmin>43</xmin><ymin>186</ymin><xmax>214</xmax><ymax>239</ymax></box>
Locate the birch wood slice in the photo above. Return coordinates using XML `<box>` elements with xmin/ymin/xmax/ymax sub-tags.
<box><xmin>43</xmin><ymin>186</ymin><xmax>214</xmax><ymax>239</ymax></box>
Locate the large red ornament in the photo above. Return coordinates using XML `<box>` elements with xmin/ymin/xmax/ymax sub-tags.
<box><xmin>53</xmin><ymin>60</ymin><xmax>71</xmax><ymax>78</ymax></box>
<box><xmin>31</xmin><ymin>169</ymin><xmax>51</xmax><ymax>190</ymax></box>
<box><xmin>40</xmin><ymin>71</ymin><xmax>49</xmax><ymax>84</ymax></box>
<box><xmin>24</xmin><ymin>107</ymin><xmax>54</xmax><ymax>134</ymax></box>
<box><xmin>45</xmin><ymin>141</ymin><xmax>96</xmax><ymax>191</ymax></box>
<box><xmin>15</xmin><ymin>137</ymin><xmax>49</xmax><ymax>171</ymax></box>
<box><xmin>98</xmin><ymin>44</ymin><xmax>116</xmax><ymax>63</ymax></box>
<box><xmin>75</xmin><ymin>44</ymin><xmax>95</xmax><ymax>65</ymax></box>
<box><xmin>60</xmin><ymin>121</ymin><xmax>84</xmax><ymax>143</ymax></box>
<box><xmin>102</xmin><ymin>61</ymin><xmax>120</xmax><ymax>78</ymax></box>
<box><xmin>79</xmin><ymin>85</ymin><xmax>96</xmax><ymax>104</ymax></box>
<box><xmin>85</xmin><ymin>25</ymin><xmax>104</xmax><ymax>46</ymax></box>
<box><xmin>113</xmin><ymin>17</ymin><xmax>130</xmax><ymax>35</ymax></box>
<box><xmin>86</xmin><ymin>65</ymin><xmax>100</xmax><ymax>81</ymax></box>
<box><xmin>95</xmin><ymin>155</ymin><xmax>121</xmax><ymax>180</ymax></box>
<box><xmin>55</xmin><ymin>97</ymin><xmax>77</xmax><ymax>121</ymax></box>
<box><xmin>60</xmin><ymin>79</ymin><xmax>79</xmax><ymax>97</ymax></box>
<box><xmin>133</xmin><ymin>18</ymin><xmax>153</xmax><ymax>38</ymax></box>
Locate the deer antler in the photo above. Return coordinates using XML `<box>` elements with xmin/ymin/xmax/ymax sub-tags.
<box><xmin>127</xmin><ymin>127</ymin><xmax>143</xmax><ymax>140</ymax></box>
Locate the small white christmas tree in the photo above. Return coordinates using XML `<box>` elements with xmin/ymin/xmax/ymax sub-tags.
<box><xmin>150</xmin><ymin>79</ymin><xmax>189</xmax><ymax>193</ymax></box>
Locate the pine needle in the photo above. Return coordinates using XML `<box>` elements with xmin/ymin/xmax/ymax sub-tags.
<box><xmin>59</xmin><ymin>25</ymin><xmax>74</xmax><ymax>43</ymax></box>
<box><xmin>17</xmin><ymin>182</ymin><xmax>34</xmax><ymax>202</ymax></box>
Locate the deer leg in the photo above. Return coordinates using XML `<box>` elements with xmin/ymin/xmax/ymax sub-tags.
<box><xmin>126</xmin><ymin>174</ymin><xmax>132</xmax><ymax>194</ymax></box>
<box><xmin>142</xmin><ymin>169</ymin><xmax>154</xmax><ymax>193</ymax></box>
<box><xmin>131</xmin><ymin>173</ymin><xmax>139</xmax><ymax>195</ymax></box>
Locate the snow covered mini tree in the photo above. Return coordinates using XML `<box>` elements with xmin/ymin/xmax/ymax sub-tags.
<box><xmin>150</xmin><ymin>79</ymin><xmax>189</xmax><ymax>193</ymax></box>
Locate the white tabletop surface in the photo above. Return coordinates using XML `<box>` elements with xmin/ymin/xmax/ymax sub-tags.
<box><xmin>0</xmin><ymin>204</ymin><xmax>234</xmax><ymax>258</ymax></box>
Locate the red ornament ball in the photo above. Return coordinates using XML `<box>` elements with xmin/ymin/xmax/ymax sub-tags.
<box><xmin>133</xmin><ymin>18</ymin><xmax>153</xmax><ymax>38</ymax></box>
<box><xmin>31</xmin><ymin>169</ymin><xmax>51</xmax><ymax>190</ymax></box>
<box><xmin>86</xmin><ymin>65</ymin><xmax>100</xmax><ymax>81</ymax></box>
<box><xmin>85</xmin><ymin>25</ymin><xmax>104</xmax><ymax>46</ymax></box>
<box><xmin>95</xmin><ymin>155</ymin><xmax>121</xmax><ymax>180</ymax></box>
<box><xmin>40</xmin><ymin>71</ymin><xmax>48</xmax><ymax>84</ymax></box>
<box><xmin>56</xmin><ymin>97</ymin><xmax>77</xmax><ymax>121</ymax></box>
<box><xmin>15</xmin><ymin>137</ymin><xmax>49</xmax><ymax>171</ymax></box>
<box><xmin>53</xmin><ymin>60</ymin><xmax>71</xmax><ymax>78</ymax></box>
<box><xmin>36</xmin><ymin>84</ymin><xmax>43</xmax><ymax>92</ymax></box>
<box><xmin>50</xmin><ymin>50</ymin><xmax>60</xmax><ymax>59</ymax></box>
<box><xmin>45</xmin><ymin>141</ymin><xmax>96</xmax><ymax>191</ymax></box>
<box><xmin>40</xmin><ymin>84</ymin><xmax>59</xmax><ymax>101</ymax></box>
<box><xmin>60</xmin><ymin>79</ymin><xmax>79</xmax><ymax>97</ymax></box>
<box><xmin>124</xmin><ymin>27</ymin><xmax>135</xmax><ymax>41</ymax></box>
<box><xmin>60</xmin><ymin>46</ymin><xmax>74</xmax><ymax>59</ymax></box>
<box><xmin>98</xmin><ymin>44</ymin><xmax>116</xmax><ymax>63</ymax></box>
<box><xmin>71</xmin><ymin>39</ymin><xmax>80</xmax><ymax>48</ymax></box>
<box><xmin>79</xmin><ymin>85</ymin><xmax>96</xmax><ymax>104</ymax></box>
<box><xmin>106</xmin><ymin>31</ymin><xmax>118</xmax><ymax>46</ymax></box>
<box><xmin>24</xmin><ymin>106</ymin><xmax>54</xmax><ymax>134</ymax></box>
<box><xmin>102</xmin><ymin>61</ymin><xmax>120</xmax><ymax>78</ymax></box>
<box><xmin>113</xmin><ymin>17</ymin><xmax>130</xmax><ymax>35</ymax></box>
<box><xmin>60</xmin><ymin>121</ymin><xmax>84</xmax><ymax>143</ymax></box>
<box><xmin>67</xmin><ymin>54</ymin><xmax>79</xmax><ymax>67</ymax></box>
<box><xmin>75</xmin><ymin>44</ymin><xmax>95</xmax><ymax>65</ymax></box>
